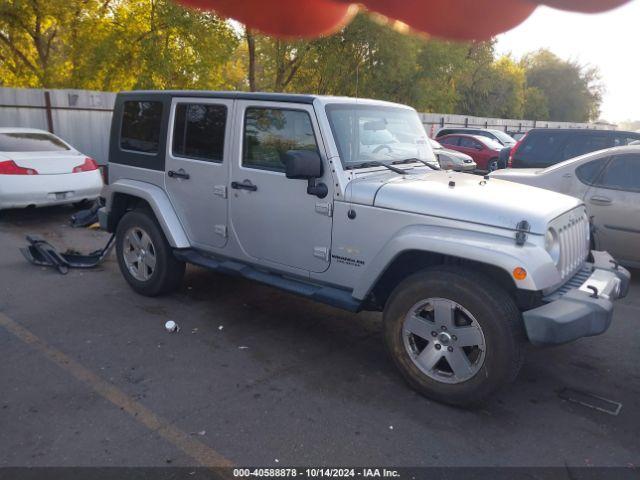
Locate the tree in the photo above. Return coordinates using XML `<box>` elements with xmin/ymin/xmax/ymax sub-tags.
<box><xmin>0</xmin><ymin>0</ymin><xmax>239</xmax><ymax>90</ymax></box>
<box><xmin>457</xmin><ymin>52</ymin><xmax>525</xmax><ymax>118</ymax></box>
<box><xmin>523</xmin><ymin>49</ymin><xmax>603</xmax><ymax>122</ymax></box>
<box><xmin>523</xmin><ymin>86</ymin><xmax>549</xmax><ymax>120</ymax></box>
<box><xmin>0</xmin><ymin>0</ymin><xmax>113</xmax><ymax>87</ymax></box>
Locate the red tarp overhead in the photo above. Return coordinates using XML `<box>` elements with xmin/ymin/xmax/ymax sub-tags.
<box><xmin>177</xmin><ymin>0</ymin><xmax>630</xmax><ymax>40</ymax></box>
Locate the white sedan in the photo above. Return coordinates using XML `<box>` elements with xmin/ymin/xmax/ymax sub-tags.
<box><xmin>0</xmin><ymin>128</ymin><xmax>103</xmax><ymax>210</ymax></box>
<box><xmin>490</xmin><ymin>146</ymin><xmax>640</xmax><ymax>268</ymax></box>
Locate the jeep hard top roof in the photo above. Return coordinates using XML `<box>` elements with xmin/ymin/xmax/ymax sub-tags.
<box><xmin>115</xmin><ymin>90</ymin><xmax>412</xmax><ymax>109</ymax></box>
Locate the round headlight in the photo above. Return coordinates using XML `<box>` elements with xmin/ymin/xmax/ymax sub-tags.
<box><xmin>545</xmin><ymin>228</ymin><xmax>560</xmax><ymax>266</ymax></box>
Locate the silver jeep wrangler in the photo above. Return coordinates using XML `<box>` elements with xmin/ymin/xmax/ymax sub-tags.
<box><xmin>99</xmin><ymin>91</ymin><xmax>630</xmax><ymax>406</ymax></box>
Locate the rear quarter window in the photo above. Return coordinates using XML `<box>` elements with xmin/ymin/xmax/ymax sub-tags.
<box><xmin>120</xmin><ymin>101</ymin><xmax>163</xmax><ymax>154</ymax></box>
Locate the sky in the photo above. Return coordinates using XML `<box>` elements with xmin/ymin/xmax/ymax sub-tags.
<box><xmin>495</xmin><ymin>1</ymin><xmax>639</xmax><ymax>123</ymax></box>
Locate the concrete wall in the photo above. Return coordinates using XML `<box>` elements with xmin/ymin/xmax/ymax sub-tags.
<box><xmin>0</xmin><ymin>87</ymin><xmax>616</xmax><ymax>165</ymax></box>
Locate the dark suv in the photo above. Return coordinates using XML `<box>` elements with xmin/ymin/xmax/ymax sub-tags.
<box><xmin>509</xmin><ymin>128</ymin><xmax>640</xmax><ymax>168</ymax></box>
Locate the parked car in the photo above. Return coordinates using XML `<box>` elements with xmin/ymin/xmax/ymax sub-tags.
<box><xmin>491</xmin><ymin>146</ymin><xmax>640</xmax><ymax>268</ymax></box>
<box><xmin>99</xmin><ymin>91</ymin><xmax>629</xmax><ymax>407</ymax></box>
<box><xmin>429</xmin><ymin>138</ymin><xmax>476</xmax><ymax>171</ymax></box>
<box><xmin>435</xmin><ymin>128</ymin><xmax>516</xmax><ymax>147</ymax></box>
<box><xmin>508</xmin><ymin>128</ymin><xmax>640</xmax><ymax>169</ymax></box>
<box><xmin>437</xmin><ymin>133</ymin><xmax>503</xmax><ymax>171</ymax></box>
<box><xmin>0</xmin><ymin>128</ymin><xmax>103</xmax><ymax>210</ymax></box>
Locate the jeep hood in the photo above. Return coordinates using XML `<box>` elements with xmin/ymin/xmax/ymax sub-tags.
<box><xmin>344</xmin><ymin>170</ymin><xmax>582</xmax><ymax>234</ymax></box>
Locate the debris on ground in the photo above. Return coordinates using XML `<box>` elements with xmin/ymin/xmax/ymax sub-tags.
<box><xmin>238</xmin><ymin>346</ymin><xmax>249</xmax><ymax>350</ymax></box>
<box><xmin>190</xmin><ymin>430</ymin><xmax>206</xmax><ymax>436</ymax></box>
<box><xmin>558</xmin><ymin>388</ymin><xmax>622</xmax><ymax>416</ymax></box>
<box><xmin>218</xmin><ymin>325</ymin><xmax>224</xmax><ymax>331</ymax></box>
<box><xmin>165</xmin><ymin>321</ymin><xmax>180</xmax><ymax>333</ymax></box>
<box><xmin>20</xmin><ymin>234</ymin><xmax>115</xmax><ymax>274</ymax></box>
<box><xmin>191</xmin><ymin>328</ymin><xmax>198</xmax><ymax>334</ymax></box>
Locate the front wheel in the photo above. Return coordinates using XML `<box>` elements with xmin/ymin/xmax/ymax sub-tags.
<box><xmin>115</xmin><ymin>209</ymin><xmax>185</xmax><ymax>296</ymax></box>
<box><xmin>487</xmin><ymin>158</ymin><xmax>499</xmax><ymax>172</ymax></box>
<box><xmin>383</xmin><ymin>266</ymin><xmax>525</xmax><ymax>407</ymax></box>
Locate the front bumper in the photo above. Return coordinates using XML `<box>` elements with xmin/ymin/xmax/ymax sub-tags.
<box><xmin>522</xmin><ymin>251</ymin><xmax>630</xmax><ymax>346</ymax></box>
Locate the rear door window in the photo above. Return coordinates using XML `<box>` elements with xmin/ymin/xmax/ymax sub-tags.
<box><xmin>561</xmin><ymin>135</ymin><xmax>612</xmax><ymax>160</ymax></box>
<box><xmin>120</xmin><ymin>101</ymin><xmax>163</xmax><ymax>154</ymax></box>
<box><xmin>0</xmin><ymin>132</ymin><xmax>70</xmax><ymax>152</ymax></box>
<box><xmin>440</xmin><ymin>136</ymin><xmax>459</xmax><ymax>146</ymax></box>
<box><xmin>172</xmin><ymin>103</ymin><xmax>227</xmax><ymax>162</ymax></box>
<box><xmin>594</xmin><ymin>154</ymin><xmax>640</xmax><ymax>192</ymax></box>
<box><xmin>458</xmin><ymin>137</ymin><xmax>477</xmax><ymax>149</ymax></box>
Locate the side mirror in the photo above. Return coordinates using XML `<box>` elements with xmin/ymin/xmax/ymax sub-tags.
<box><xmin>281</xmin><ymin>149</ymin><xmax>328</xmax><ymax>198</ymax></box>
<box><xmin>282</xmin><ymin>150</ymin><xmax>322</xmax><ymax>179</ymax></box>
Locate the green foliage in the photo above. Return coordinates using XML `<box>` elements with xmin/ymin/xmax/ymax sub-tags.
<box><xmin>0</xmin><ymin>0</ymin><xmax>239</xmax><ymax>91</ymax></box>
<box><xmin>457</xmin><ymin>52</ymin><xmax>526</xmax><ymax>119</ymax></box>
<box><xmin>523</xmin><ymin>49</ymin><xmax>603</xmax><ymax>122</ymax></box>
<box><xmin>523</xmin><ymin>86</ymin><xmax>549</xmax><ymax>120</ymax></box>
<box><xmin>0</xmin><ymin>4</ymin><xmax>604</xmax><ymax>122</ymax></box>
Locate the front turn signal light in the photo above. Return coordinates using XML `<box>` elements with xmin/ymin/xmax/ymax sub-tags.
<box><xmin>513</xmin><ymin>267</ymin><xmax>527</xmax><ymax>281</ymax></box>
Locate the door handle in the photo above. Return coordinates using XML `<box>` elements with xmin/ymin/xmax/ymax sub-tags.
<box><xmin>590</xmin><ymin>195</ymin><xmax>612</xmax><ymax>206</ymax></box>
<box><xmin>231</xmin><ymin>180</ymin><xmax>257</xmax><ymax>192</ymax></box>
<box><xmin>168</xmin><ymin>169</ymin><xmax>190</xmax><ymax>180</ymax></box>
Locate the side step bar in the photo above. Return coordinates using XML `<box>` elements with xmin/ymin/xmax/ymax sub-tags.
<box><xmin>173</xmin><ymin>249</ymin><xmax>362</xmax><ymax>312</ymax></box>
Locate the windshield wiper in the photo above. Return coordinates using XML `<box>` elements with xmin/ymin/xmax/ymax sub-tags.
<box><xmin>345</xmin><ymin>161</ymin><xmax>407</xmax><ymax>174</ymax></box>
<box><xmin>392</xmin><ymin>158</ymin><xmax>441</xmax><ymax>170</ymax></box>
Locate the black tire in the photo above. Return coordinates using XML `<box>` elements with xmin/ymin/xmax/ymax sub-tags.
<box><xmin>487</xmin><ymin>158</ymin><xmax>499</xmax><ymax>172</ymax></box>
<box><xmin>383</xmin><ymin>266</ymin><xmax>525</xmax><ymax>407</ymax></box>
<box><xmin>115</xmin><ymin>209</ymin><xmax>185</xmax><ymax>296</ymax></box>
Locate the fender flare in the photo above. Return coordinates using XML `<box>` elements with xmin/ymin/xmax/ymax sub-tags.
<box><xmin>103</xmin><ymin>179</ymin><xmax>190</xmax><ymax>248</ymax></box>
<box><xmin>352</xmin><ymin>224</ymin><xmax>560</xmax><ymax>299</ymax></box>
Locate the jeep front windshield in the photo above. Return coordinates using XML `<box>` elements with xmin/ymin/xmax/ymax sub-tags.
<box><xmin>325</xmin><ymin>104</ymin><xmax>436</xmax><ymax>169</ymax></box>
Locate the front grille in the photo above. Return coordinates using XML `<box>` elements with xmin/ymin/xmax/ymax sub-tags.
<box><xmin>544</xmin><ymin>264</ymin><xmax>593</xmax><ymax>302</ymax></box>
<box><xmin>552</xmin><ymin>207</ymin><xmax>590</xmax><ymax>282</ymax></box>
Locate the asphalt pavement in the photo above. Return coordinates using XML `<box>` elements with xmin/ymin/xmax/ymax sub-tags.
<box><xmin>1</xmin><ymin>206</ymin><xmax>639</xmax><ymax>468</ymax></box>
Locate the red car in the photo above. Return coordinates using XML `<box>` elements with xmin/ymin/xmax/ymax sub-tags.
<box><xmin>437</xmin><ymin>134</ymin><xmax>503</xmax><ymax>172</ymax></box>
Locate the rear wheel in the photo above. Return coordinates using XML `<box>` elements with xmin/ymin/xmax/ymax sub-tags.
<box><xmin>383</xmin><ymin>266</ymin><xmax>525</xmax><ymax>407</ymax></box>
<box><xmin>487</xmin><ymin>158</ymin><xmax>499</xmax><ymax>172</ymax></box>
<box><xmin>115</xmin><ymin>209</ymin><xmax>185</xmax><ymax>296</ymax></box>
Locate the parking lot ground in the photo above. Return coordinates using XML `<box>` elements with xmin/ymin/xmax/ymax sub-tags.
<box><xmin>1</xmin><ymin>206</ymin><xmax>639</xmax><ymax>468</ymax></box>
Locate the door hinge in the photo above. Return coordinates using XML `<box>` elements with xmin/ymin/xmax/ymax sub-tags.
<box><xmin>213</xmin><ymin>185</ymin><xmax>227</xmax><ymax>198</ymax></box>
<box><xmin>214</xmin><ymin>224</ymin><xmax>227</xmax><ymax>237</ymax></box>
<box><xmin>313</xmin><ymin>246</ymin><xmax>330</xmax><ymax>262</ymax></box>
<box><xmin>315</xmin><ymin>202</ymin><xmax>333</xmax><ymax>217</ymax></box>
